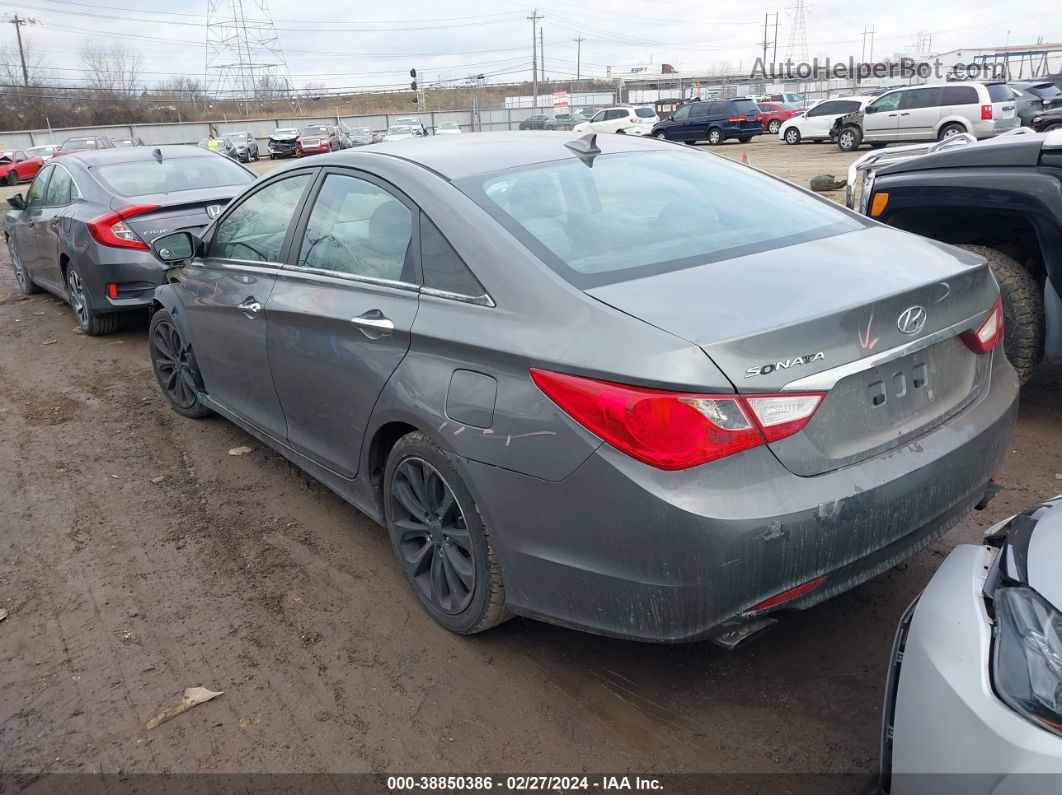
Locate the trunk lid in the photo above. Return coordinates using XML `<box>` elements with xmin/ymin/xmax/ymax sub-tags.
<box><xmin>586</xmin><ymin>226</ymin><xmax>1000</xmax><ymax>476</ymax></box>
<box><xmin>115</xmin><ymin>186</ymin><xmax>242</xmax><ymax>244</ymax></box>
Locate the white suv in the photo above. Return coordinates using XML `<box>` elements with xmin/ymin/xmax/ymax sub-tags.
<box><xmin>837</xmin><ymin>81</ymin><xmax>1019</xmax><ymax>151</ymax></box>
<box><xmin>779</xmin><ymin>96</ymin><xmax>876</xmax><ymax>144</ymax></box>
<box><xmin>572</xmin><ymin>106</ymin><xmax>659</xmax><ymax>136</ymax></box>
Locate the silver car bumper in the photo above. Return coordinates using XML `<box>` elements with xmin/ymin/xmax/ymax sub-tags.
<box><xmin>883</xmin><ymin>544</ymin><xmax>1062</xmax><ymax>794</ymax></box>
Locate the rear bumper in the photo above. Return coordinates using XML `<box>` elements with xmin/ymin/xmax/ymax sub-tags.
<box><xmin>724</xmin><ymin>127</ymin><xmax>765</xmax><ymax>139</ymax></box>
<box><xmin>884</xmin><ymin>545</ymin><xmax>1062</xmax><ymax>794</ymax></box>
<box><xmin>460</xmin><ymin>351</ymin><xmax>1018</xmax><ymax>643</ymax></box>
<box><xmin>80</xmin><ymin>255</ymin><xmax>168</xmax><ymax>313</ymax></box>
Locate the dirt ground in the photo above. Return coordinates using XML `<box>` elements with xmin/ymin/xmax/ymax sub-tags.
<box><xmin>2</xmin><ymin>137</ymin><xmax>1061</xmax><ymax>786</ymax></box>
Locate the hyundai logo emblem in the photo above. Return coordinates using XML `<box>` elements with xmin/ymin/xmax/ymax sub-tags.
<box><xmin>206</xmin><ymin>204</ymin><xmax>222</xmax><ymax>219</ymax></box>
<box><xmin>897</xmin><ymin>306</ymin><xmax>927</xmax><ymax>335</ymax></box>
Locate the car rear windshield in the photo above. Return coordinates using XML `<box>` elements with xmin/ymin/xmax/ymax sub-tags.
<box><xmin>458</xmin><ymin>150</ymin><xmax>862</xmax><ymax>288</ymax></box>
<box><xmin>61</xmin><ymin>139</ymin><xmax>97</xmax><ymax>151</ymax></box>
<box><xmin>1032</xmin><ymin>83</ymin><xmax>1062</xmax><ymax>99</ymax></box>
<box><xmin>730</xmin><ymin>99</ymin><xmax>760</xmax><ymax>115</ymax></box>
<box><xmin>91</xmin><ymin>156</ymin><xmax>254</xmax><ymax>197</ymax></box>
<box><xmin>987</xmin><ymin>83</ymin><xmax>1015</xmax><ymax>102</ymax></box>
<box><xmin>634</xmin><ymin>108</ymin><xmax>656</xmax><ymax>118</ymax></box>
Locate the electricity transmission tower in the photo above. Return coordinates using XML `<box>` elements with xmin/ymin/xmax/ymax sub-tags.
<box><xmin>784</xmin><ymin>0</ymin><xmax>809</xmax><ymax>66</ymax></box>
<box><xmin>205</xmin><ymin>0</ymin><xmax>299</xmax><ymax>110</ymax></box>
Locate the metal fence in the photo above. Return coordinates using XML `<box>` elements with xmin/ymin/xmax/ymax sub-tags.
<box><xmin>0</xmin><ymin>106</ymin><xmax>567</xmax><ymax>150</ymax></box>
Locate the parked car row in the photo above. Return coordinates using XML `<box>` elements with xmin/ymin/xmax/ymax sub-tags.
<box><xmin>3</xmin><ymin>130</ymin><xmax>1059</xmax><ymax>790</ymax></box>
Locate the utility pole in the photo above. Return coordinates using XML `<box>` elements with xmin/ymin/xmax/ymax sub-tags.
<box><xmin>761</xmin><ymin>12</ymin><xmax>779</xmax><ymax>67</ymax></box>
<box><xmin>861</xmin><ymin>26</ymin><xmax>877</xmax><ymax>63</ymax></box>
<box><xmin>528</xmin><ymin>9</ymin><xmax>542</xmax><ymax>113</ymax></box>
<box><xmin>573</xmin><ymin>36</ymin><xmax>584</xmax><ymax>81</ymax></box>
<box><xmin>539</xmin><ymin>28</ymin><xmax>545</xmax><ymax>85</ymax></box>
<box><xmin>6</xmin><ymin>14</ymin><xmax>37</xmax><ymax>86</ymax></box>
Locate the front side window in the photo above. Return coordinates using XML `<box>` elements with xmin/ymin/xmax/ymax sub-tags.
<box><xmin>671</xmin><ymin>105</ymin><xmax>690</xmax><ymax>120</ymax></box>
<box><xmin>211</xmin><ymin>173</ymin><xmax>312</xmax><ymax>263</ymax></box>
<box><xmin>590</xmin><ymin>111</ymin><xmax>606</xmax><ymax>122</ymax></box>
<box><xmin>44</xmin><ymin>167</ymin><xmax>76</xmax><ymax>206</ymax></box>
<box><xmin>460</xmin><ymin>150</ymin><xmax>862</xmax><ymax>289</ymax></box>
<box><xmin>25</xmin><ymin>166</ymin><xmax>51</xmax><ymax>209</ymax></box>
<box><xmin>297</xmin><ymin>173</ymin><xmax>413</xmax><ymax>282</ymax></box>
<box><xmin>869</xmin><ymin>92</ymin><xmax>902</xmax><ymax>112</ymax></box>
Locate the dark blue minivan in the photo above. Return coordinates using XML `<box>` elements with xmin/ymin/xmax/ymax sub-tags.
<box><xmin>651</xmin><ymin>98</ymin><xmax>765</xmax><ymax>145</ymax></box>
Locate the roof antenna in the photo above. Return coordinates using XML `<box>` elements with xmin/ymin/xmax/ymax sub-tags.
<box><xmin>565</xmin><ymin>132</ymin><xmax>601</xmax><ymax>165</ymax></box>
<box><xmin>152</xmin><ymin>147</ymin><xmax>163</xmax><ymax>163</ymax></box>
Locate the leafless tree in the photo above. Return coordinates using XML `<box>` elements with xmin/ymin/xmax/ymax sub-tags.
<box><xmin>80</xmin><ymin>41</ymin><xmax>143</xmax><ymax>94</ymax></box>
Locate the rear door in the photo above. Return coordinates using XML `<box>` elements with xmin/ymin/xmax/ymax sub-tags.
<box><xmin>898</xmin><ymin>86</ymin><xmax>943</xmax><ymax>139</ymax></box>
<box><xmin>862</xmin><ymin>90</ymin><xmax>903</xmax><ymax>141</ymax></box>
<box><xmin>266</xmin><ymin>168</ymin><xmax>421</xmax><ymax>477</ymax></box>
<box><xmin>177</xmin><ymin>170</ymin><xmax>316</xmax><ymax>438</ymax></box>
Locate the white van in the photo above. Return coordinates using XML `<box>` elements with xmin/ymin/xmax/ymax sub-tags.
<box><xmin>837</xmin><ymin>81</ymin><xmax>1018</xmax><ymax>151</ymax></box>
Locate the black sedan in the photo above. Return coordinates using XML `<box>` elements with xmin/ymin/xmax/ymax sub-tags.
<box><xmin>518</xmin><ymin>114</ymin><xmax>557</xmax><ymax>130</ymax></box>
<box><xmin>4</xmin><ymin>145</ymin><xmax>255</xmax><ymax>335</ymax></box>
<box><xmin>1032</xmin><ymin>106</ymin><xmax>1062</xmax><ymax>132</ymax></box>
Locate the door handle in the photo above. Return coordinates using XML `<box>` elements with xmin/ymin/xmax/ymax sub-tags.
<box><xmin>887</xmin><ymin>113</ymin><xmax>898</xmax><ymax>117</ymax></box>
<box><xmin>900</xmin><ymin>112</ymin><xmax>910</xmax><ymax>116</ymax></box>
<box><xmin>350</xmin><ymin>309</ymin><xmax>394</xmax><ymax>338</ymax></box>
<box><xmin>237</xmin><ymin>297</ymin><xmax>262</xmax><ymax>318</ymax></box>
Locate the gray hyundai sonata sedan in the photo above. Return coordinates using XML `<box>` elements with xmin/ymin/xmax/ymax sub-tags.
<box><xmin>147</xmin><ymin>132</ymin><xmax>1018</xmax><ymax>645</ymax></box>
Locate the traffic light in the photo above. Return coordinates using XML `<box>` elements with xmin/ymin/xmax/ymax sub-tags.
<box><xmin>410</xmin><ymin>67</ymin><xmax>418</xmax><ymax>101</ymax></box>
<box><xmin>410</xmin><ymin>68</ymin><xmax>417</xmax><ymax>79</ymax></box>
<box><xmin>410</xmin><ymin>80</ymin><xmax>417</xmax><ymax>91</ymax></box>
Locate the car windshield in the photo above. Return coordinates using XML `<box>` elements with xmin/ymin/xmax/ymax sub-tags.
<box><xmin>91</xmin><ymin>155</ymin><xmax>254</xmax><ymax>197</ymax></box>
<box><xmin>987</xmin><ymin>83</ymin><xmax>1015</xmax><ymax>102</ymax></box>
<box><xmin>273</xmin><ymin>129</ymin><xmax>298</xmax><ymax>137</ymax></box>
<box><xmin>61</xmin><ymin>139</ymin><xmax>97</xmax><ymax>152</ymax></box>
<box><xmin>301</xmin><ymin>127</ymin><xmax>329</xmax><ymax>136</ymax></box>
<box><xmin>387</xmin><ymin>126</ymin><xmax>413</xmax><ymax>135</ymax></box>
<box><xmin>225</xmin><ymin>133</ymin><xmax>250</xmax><ymax>142</ymax></box>
<box><xmin>351</xmin><ymin>127</ymin><xmax>372</xmax><ymax>134</ymax></box>
<box><xmin>458</xmin><ymin>150</ymin><xmax>862</xmax><ymax>288</ymax></box>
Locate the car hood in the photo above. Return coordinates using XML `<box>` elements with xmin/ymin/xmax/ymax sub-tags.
<box><xmin>987</xmin><ymin>496</ymin><xmax>1062</xmax><ymax>609</ymax></box>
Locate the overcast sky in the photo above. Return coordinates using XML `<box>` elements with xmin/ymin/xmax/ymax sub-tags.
<box><xmin>3</xmin><ymin>0</ymin><xmax>1056</xmax><ymax>94</ymax></box>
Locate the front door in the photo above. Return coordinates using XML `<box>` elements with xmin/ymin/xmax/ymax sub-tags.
<box><xmin>862</xmin><ymin>91</ymin><xmax>903</xmax><ymax>141</ymax></box>
<box><xmin>266</xmin><ymin>169</ymin><xmax>421</xmax><ymax>477</ymax></box>
<box><xmin>13</xmin><ymin>166</ymin><xmax>51</xmax><ymax>286</ymax></box>
<box><xmin>178</xmin><ymin>170</ymin><xmax>315</xmax><ymax>438</ymax></box>
<box><xmin>33</xmin><ymin>164</ymin><xmax>78</xmax><ymax>286</ymax></box>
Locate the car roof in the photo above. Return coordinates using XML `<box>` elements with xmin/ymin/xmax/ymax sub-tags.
<box><xmin>310</xmin><ymin>130</ymin><xmax>681</xmax><ymax>180</ymax></box>
<box><xmin>65</xmin><ymin>144</ymin><xmax>218</xmax><ymax>167</ymax></box>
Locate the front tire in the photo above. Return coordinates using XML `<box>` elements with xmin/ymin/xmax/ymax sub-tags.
<box><xmin>957</xmin><ymin>245</ymin><xmax>1044</xmax><ymax>384</ymax></box>
<box><xmin>384</xmin><ymin>431</ymin><xmax>510</xmax><ymax>635</ymax></box>
<box><xmin>66</xmin><ymin>263</ymin><xmax>117</xmax><ymax>336</ymax></box>
<box><xmin>149</xmin><ymin>309</ymin><xmax>214</xmax><ymax>418</ymax></box>
<box><xmin>783</xmin><ymin>127</ymin><xmax>801</xmax><ymax>145</ymax></box>
<box><xmin>653</xmin><ymin>131</ymin><xmax>667</xmax><ymax>140</ymax></box>
<box><xmin>5</xmin><ymin>170</ymin><xmax>17</xmax><ymax>186</ymax></box>
<box><xmin>707</xmin><ymin>128</ymin><xmax>723</xmax><ymax>145</ymax></box>
<box><xmin>9</xmin><ymin>239</ymin><xmax>41</xmax><ymax>294</ymax></box>
<box><xmin>837</xmin><ymin>125</ymin><xmax>862</xmax><ymax>152</ymax></box>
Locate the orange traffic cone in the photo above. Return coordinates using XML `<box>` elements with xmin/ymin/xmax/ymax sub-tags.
<box><xmin>740</xmin><ymin>150</ymin><xmax>750</xmax><ymax>165</ymax></box>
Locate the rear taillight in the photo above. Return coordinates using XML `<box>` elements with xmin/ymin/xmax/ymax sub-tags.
<box><xmin>728</xmin><ymin>115</ymin><xmax>747</xmax><ymax>122</ymax></box>
<box><xmin>961</xmin><ymin>296</ymin><xmax>1004</xmax><ymax>354</ymax></box>
<box><xmin>981</xmin><ymin>104</ymin><xmax>994</xmax><ymax>120</ymax></box>
<box><xmin>530</xmin><ymin>369</ymin><xmax>823</xmax><ymax>470</ymax></box>
<box><xmin>87</xmin><ymin>204</ymin><xmax>159</xmax><ymax>250</ymax></box>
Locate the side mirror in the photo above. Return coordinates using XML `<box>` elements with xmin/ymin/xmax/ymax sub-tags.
<box><xmin>865</xmin><ymin>106</ymin><xmax>878</xmax><ymax>114</ymax></box>
<box><xmin>7</xmin><ymin>193</ymin><xmax>25</xmax><ymax>210</ymax></box>
<box><xmin>152</xmin><ymin>231</ymin><xmax>200</xmax><ymax>263</ymax></box>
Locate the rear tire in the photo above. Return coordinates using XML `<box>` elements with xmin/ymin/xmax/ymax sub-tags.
<box><xmin>768</xmin><ymin>120</ymin><xmax>781</xmax><ymax>134</ymax></box>
<box><xmin>957</xmin><ymin>244</ymin><xmax>1044</xmax><ymax>385</ymax></box>
<box><xmin>837</xmin><ymin>125</ymin><xmax>862</xmax><ymax>152</ymax></box>
<box><xmin>938</xmin><ymin>122</ymin><xmax>966</xmax><ymax>140</ymax></box>
<box><xmin>66</xmin><ymin>263</ymin><xmax>118</xmax><ymax>336</ymax></box>
<box><xmin>684</xmin><ymin>140</ymin><xmax>698</xmax><ymax>146</ymax></box>
<box><xmin>384</xmin><ymin>431</ymin><xmax>510</xmax><ymax>635</ymax></box>
<box><xmin>783</xmin><ymin>127</ymin><xmax>801</xmax><ymax>145</ymax></box>
<box><xmin>149</xmin><ymin>309</ymin><xmax>214</xmax><ymax>418</ymax></box>
<box><xmin>707</xmin><ymin>128</ymin><xmax>723</xmax><ymax>145</ymax></box>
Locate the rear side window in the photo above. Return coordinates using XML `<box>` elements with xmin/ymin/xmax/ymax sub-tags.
<box><xmin>211</xmin><ymin>173</ymin><xmax>312</xmax><ymax>263</ymax></box>
<box><xmin>986</xmin><ymin>83</ymin><xmax>1014</xmax><ymax>102</ymax></box>
<box><xmin>461</xmin><ymin>150</ymin><xmax>861</xmax><ymax>289</ymax></box>
<box><xmin>420</xmin><ymin>214</ymin><xmax>485</xmax><ymax>298</ymax></box>
<box><xmin>689</xmin><ymin>103</ymin><xmax>710</xmax><ymax>118</ymax></box>
<box><xmin>92</xmin><ymin>156</ymin><xmax>253</xmax><ymax>197</ymax></box>
<box><xmin>835</xmin><ymin>100</ymin><xmax>861</xmax><ymax>113</ymax></box>
<box><xmin>297</xmin><ymin>173</ymin><xmax>413</xmax><ymax>282</ymax></box>
<box><xmin>901</xmin><ymin>87</ymin><xmax>942</xmax><ymax>109</ymax></box>
<box><xmin>729</xmin><ymin>99</ymin><xmax>760</xmax><ymax>116</ymax></box>
<box><xmin>942</xmin><ymin>85</ymin><xmax>979</xmax><ymax>105</ymax></box>
<box><xmin>635</xmin><ymin>108</ymin><xmax>656</xmax><ymax>118</ymax></box>
<box><xmin>807</xmin><ymin>101</ymin><xmax>838</xmax><ymax>117</ymax></box>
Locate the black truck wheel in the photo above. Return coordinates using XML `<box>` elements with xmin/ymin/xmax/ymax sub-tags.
<box><xmin>958</xmin><ymin>244</ymin><xmax>1044</xmax><ymax>385</ymax></box>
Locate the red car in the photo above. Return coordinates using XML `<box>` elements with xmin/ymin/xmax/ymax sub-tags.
<box><xmin>757</xmin><ymin>101</ymin><xmax>801</xmax><ymax>135</ymax></box>
<box><xmin>295</xmin><ymin>125</ymin><xmax>340</xmax><ymax>156</ymax></box>
<box><xmin>0</xmin><ymin>150</ymin><xmax>45</xmax><ymax>185</ymax></box>
<box><xmin>51</xmin><ymin>136</ymin><xmax>116</xmax><ymax>157</ymax></box>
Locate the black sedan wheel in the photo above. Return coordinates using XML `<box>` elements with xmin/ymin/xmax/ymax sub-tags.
<box><xmin>384</xmin><ymin>431</ymin><xmax>509</xmax><ymax>634</ymax></box>
<box><xmin>9</xmin><ymin>240</ymin><xmax>41</xmax><ymax>294</ymax></box>
<box><xmin>149</xmin><ymin>309</ymin><xmax>213</xmax><ymax>418</ymax></box>
<box><xmin>67</xmin><ymin>264</ymin><xmax>117</xmax><ymax>335</ymax></box>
